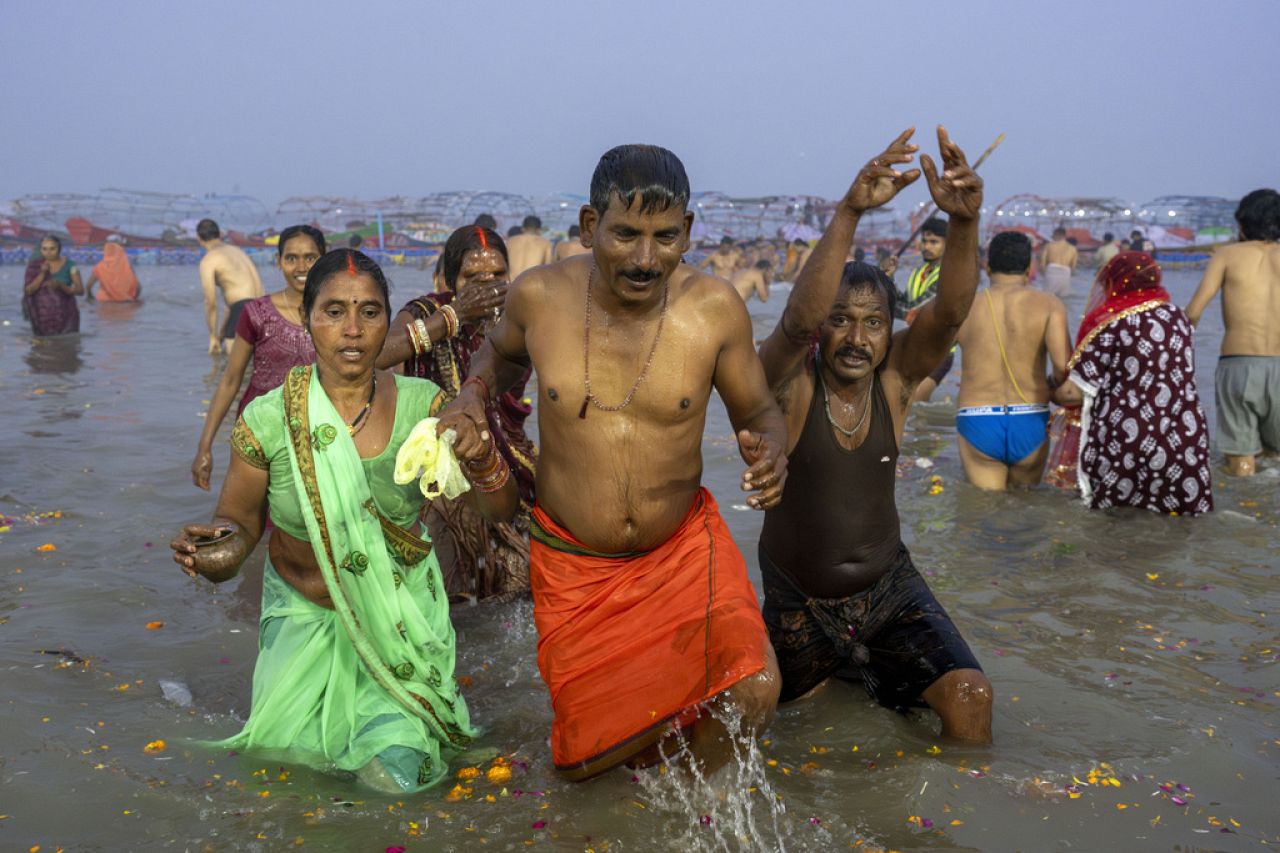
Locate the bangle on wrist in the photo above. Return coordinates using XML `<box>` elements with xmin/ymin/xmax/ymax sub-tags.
<box><xmin>461</xmin><ymin>375</ymin><xmax>490</xmax><ymax>405</ymax></box>
<box><xmin>414</xmin><ymin>318</ymin><xmax>432</xmax><ymax>354</ymax></box>
<box><xmin>440</xmin><ymin>304</ymin><xmax>459</xmax><ymax>338</ymax></box>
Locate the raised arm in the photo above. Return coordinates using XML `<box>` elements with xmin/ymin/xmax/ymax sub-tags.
<box><xmin>757</xmin><ymin>128</ymin><xmax>921</xmax><ymax>392</ymax></box>
<box><xmin>891</xmin><ymin>126</ymin><xmax>983</xmax><ymax>386</ymax></box>
<box><xmin>1185</xmin><ymin>251</ymin><xmax>1226</xmax><ymax>327</ymax></box>
<box><xmin>712</xmin><ymin>286</ymin><xmax>789</xmax><ymax>510</ymax></box>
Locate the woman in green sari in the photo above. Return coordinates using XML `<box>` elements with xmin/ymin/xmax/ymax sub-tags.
<box><xmin>171</xmin><ymin>249</ymin><xmax>517</xmax><ymax>792</ymax></box>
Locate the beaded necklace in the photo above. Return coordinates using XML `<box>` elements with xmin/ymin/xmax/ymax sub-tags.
<box><xmin>579</xmin><ymin>265</ymin><xmax>669</xmax><ymax>418</ymax></box>
<box><xmin>344</xmin><ymin>373</ymin><xmax>377</xmax><ymax>436</ymax></box>
<box><xmin>822</xmin><ymin>373</ymin><xmax>871</xmax><ymax>438</ymax></box>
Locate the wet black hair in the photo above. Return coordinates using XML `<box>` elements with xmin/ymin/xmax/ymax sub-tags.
<box><xmin>440</xmin><ymin>225</ymin><xmax>509</xmax><ymax>291</ymax></box>
<box><xmin>196</xmin><ymin>218</ymin><xmax>220</xmax><ymax>241</ymax></box>
<box><xmin>832</xmin><ymin>261</ymin><xmax>897</xmax><ymax>370</ymax></box>
<box><xmin>754</xmin><ymin>259</ymin><xmax>772</xmax><ymax>270</ymax></box>
<box><xmin>1235</xmin><ymin>189</ymin><xmax>1280</xmax><ymax>241</ymax></box>
<box><xmin>1103</xmin><ymin>231</ymin><xmax>1114</xmax><ymax>242</ymax></box>
<box><xmin>853</xmin><ymin>247</ymin><xmax>866</xmax><ymax>263</ymax></box>
<box><xmin>793</xmin><ymin>238</ymin><xmax>807</xmax><ymax>247</ymax></box>
<box><xmin>277</xmin><ymin>224</ymin><xmax>327</xmax><ymax>259</ymax></box>
<box><xmin>507</xmin><ymin>225</ymin><xmax>523</xmax><ymax>237</ymax></box>
<box><xmin>838</xmin><ymin>261</ymin><xmax>897</xmax><ymax>319</ymax></box>
<box><xmin>720</xmin><ymin>236</ymin><xmax>735</xmax><ymax>246</ymax></box>
<box><xmin>589</xmin><ymin>144</ymin><xmax>690</xmax><ymax>216</ymax></box>
<box><xmin>523</xmin><ymin>215</ymin><xmax>542</xmax><ymax>230</ymax></box>
<box><xmin>473</xmin><ymin>213</ymin><xmax>497</xmax><ymax>230</ymax></box>
<box><xmin>348</xmin><ymin>233</ymin><xmax>363</xmax><ymax>249</ymax></box>
<box><xmin>302</xmin><ymin>249</ymin><xmax>391</xmax><ymax>325</ymax></box>
<box><xmin>987</xmin><ymin>231</ymin><xmax>1032</xmax><ymax>274</ymax></box>
<box><xmin>567</xmin><ymin>224</ymin><xmax>581</xmax><ymax>238</ymax></box>
<box><xmin>921</xmin><ymin>217</ymin><xmax>948</xmax><ymax>239</ymax></box>
<box><xmin>41</xmin><ymin>234</ymin><xmax>63</xmax><ymax>252</ymax></box>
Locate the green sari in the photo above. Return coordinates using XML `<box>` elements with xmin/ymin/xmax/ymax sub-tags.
<box><xmin>219</xmin><ymin>365</ymin><xmax>475</xmax><ymax>790</ymax></box>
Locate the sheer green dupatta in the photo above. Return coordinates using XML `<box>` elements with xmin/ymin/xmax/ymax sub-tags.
<box><xmin>280</xmin><ymin>365</ymin><xmax>475</xmax><ymax>787</ymax></box>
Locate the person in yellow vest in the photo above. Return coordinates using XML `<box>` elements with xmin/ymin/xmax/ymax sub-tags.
<box><xmin>899</xmin><ymin>218</ymin><xmax>956</xmax><ymax>402</ymax></box>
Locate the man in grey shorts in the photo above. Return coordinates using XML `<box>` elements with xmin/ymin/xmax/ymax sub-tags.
<box><xmin>1187</xmin><ymin>189</ymin><xmax>1280</xmax><ymax>475</ymax></box>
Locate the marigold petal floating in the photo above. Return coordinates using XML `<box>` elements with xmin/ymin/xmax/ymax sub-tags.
<box><xmin>36</xmin><ymin>543</ymin><xmax>57</xmax><ymax>552</ymax></box>
<box><xmin>145</xmin><ymin>621</ymin><xmax>164</xmax><ymax>630</ymax></box>
<box><xmin>144</xmin><ymin>739</ymin><xmax>166</xmax><ymax>753</ymax></box>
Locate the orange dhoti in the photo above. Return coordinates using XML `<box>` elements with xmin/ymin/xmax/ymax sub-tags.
<box><xmin>529</xmin><ymin>488</ymin><xmax>768</xmax><ymax>774</ymax></box>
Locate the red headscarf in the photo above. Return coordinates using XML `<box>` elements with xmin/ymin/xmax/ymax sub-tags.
<box><xmin>1075</xmin><ymin>251</ymin><xmax>1169</xmax><ymax>347</ymax></box>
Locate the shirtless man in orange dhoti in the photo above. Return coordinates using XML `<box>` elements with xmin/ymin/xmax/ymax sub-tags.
<box><xmin>440</xmin><ymin>144</ymin><xmax>788</xmax><ymax>781</ymax></box>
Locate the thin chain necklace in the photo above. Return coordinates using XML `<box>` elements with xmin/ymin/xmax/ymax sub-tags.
<box><xmin>822</xmin><ymin>373</ymin><xmax>871</xmax><ymax>438</ymax></box>
<box><xmin>345</xmin><ymin>373</ymin><xmax>377</xmax><ymax>436</ymax></box>
<box><xmin>579</xmin><ymin>264</ymin><xmax>669</xmax><ymax>418</ymax></box>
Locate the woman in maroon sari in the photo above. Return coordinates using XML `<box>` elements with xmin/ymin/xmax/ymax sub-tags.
<box><xmin>191</xmin><ymin>225</ymin><xmax>325</xmax><ymax>490</ymax></box>
<box><xmin>23</xmin><ymin>236</ymin><xmax>83</xmax><ymax>336</ymax></box>
<box><xmin>1049</xmin><ymin>252</ymin><xmax>1213</xmax><ymax>515</ymax></box>
<box><xmin>377</xmin><ymin>225</ymin><xmax>535</xmax><ymax>600</ymax></box>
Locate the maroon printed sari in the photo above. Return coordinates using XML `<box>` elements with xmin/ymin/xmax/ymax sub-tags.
<box><xmin>1047</xmin><ymin>253</ymin><xmax>1212</xmax><ymax>514</ymax></box>
<box><xmin>400</xmin><ymin>292</ymin><xmax>537</xmax><ymax>600</ymax></box>
<box><xmin>23</xmin><ymin>256</ymin><xmax>80</xmax><ymax>336</ymax></box>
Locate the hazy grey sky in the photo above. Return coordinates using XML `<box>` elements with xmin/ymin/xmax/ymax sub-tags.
<box><xmin>3</xmin><ymin>0</ymin><xmax>1276</xmax><ymax>211</ymax></box>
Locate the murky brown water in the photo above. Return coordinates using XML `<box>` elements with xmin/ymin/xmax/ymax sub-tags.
<box><xmin>2</xmin><ymin>261</ymin><xmax>1277</xmax><ymax>851</ymax></box>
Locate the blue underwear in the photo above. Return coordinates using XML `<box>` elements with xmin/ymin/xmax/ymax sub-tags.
<box><xmin>956</xmin><ymin>405</ymin><xmax>1050</xmax><ymax>465</ymax></box>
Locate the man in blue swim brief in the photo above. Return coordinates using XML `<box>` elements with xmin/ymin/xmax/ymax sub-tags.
<box><xmin>955</xmin><ymin>404</ymin><xmax>1050</xmax><ymax>465</ymax></box>
<box><xmin>954</xmin><ymin>232</ymin><xmax>1071</xmax><ymax>489</ymax></box>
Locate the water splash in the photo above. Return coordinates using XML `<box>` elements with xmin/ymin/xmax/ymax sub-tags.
<box><xmin>636</xmin><ymin>700</ymin><xmax>808</xmax><ymax>852</ymax></box>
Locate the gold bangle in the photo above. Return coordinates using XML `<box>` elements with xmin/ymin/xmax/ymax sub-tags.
<box><xmin>406</xmin><ymin>322</ymin><xmax>423</xmax><ymax>356</ymax></box>
<box><xmin>414</xmin><ymin>318</ymin><xmax>432</xmax><ymax>354</ymax></box>
<box><xmin>440</xmin><ymin>304</ymin><xmax>459</xmax><ymax>338</ymax></box>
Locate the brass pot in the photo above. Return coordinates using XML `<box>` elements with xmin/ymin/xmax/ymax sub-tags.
<box><xmin>193</xmin><ymin>529</ymin><xmax>243</xmax><ymax>581</ymax></box>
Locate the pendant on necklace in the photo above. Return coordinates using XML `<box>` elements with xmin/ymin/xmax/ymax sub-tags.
<box><xmin>579</xmin><ymin>396</ymin><xmax>590</xmax><ymax>419</ymax></box>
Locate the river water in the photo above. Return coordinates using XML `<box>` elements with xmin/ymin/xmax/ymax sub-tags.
<box><xmin>1</xmin><ymin>261</ymin><xmax>1277</xmax><ymax>852</ymax></box>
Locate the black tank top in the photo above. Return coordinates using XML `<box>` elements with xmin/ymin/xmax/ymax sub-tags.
<box><xmin>760</xmin><ymin>369</ymin><xmax>902</xmax><ymax>598</ymax></box>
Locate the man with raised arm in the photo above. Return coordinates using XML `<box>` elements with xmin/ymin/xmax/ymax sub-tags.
<box><xmin>755</xmin><ymin>127</ymin><xmax>993</xmax><ymax>742</ymax></box>
<box><xmin>1186</xmin><ymin>188</ymin><xmax>1280</xmax><ymax>476</ymax></box>
<box><xmin>954</xmin><ymin>231</ymin><xmax>1071</xmax><ymax>489</ymax></box>
<box><xmin>197</xmin><ymin>218</ymin><xmax>264</xmax><ymax>354</ymax></box>
<box><xmin>439</xmin><ymin>144</ymin><xmax>787</xmax><ymax>780</ymax></box>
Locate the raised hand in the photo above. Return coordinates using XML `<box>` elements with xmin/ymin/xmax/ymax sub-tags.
<box><xmin>920</xmin><ymin>125</ymin><xmax>983</xmax><ymax>222</ymax></box>
<box><xmin>737</xmin><ymin>429</ymin><xmax>788</xmax><ymax>510</ymax></box>
<box><xmin>840</xmin><ymin>128</ymin><xmax>922</xmax><ymax>216</ymax></box>
<box><xmin>453</xmin><ymin>281</ymin><xmax>509</xmax><ymax>325</ymax></box>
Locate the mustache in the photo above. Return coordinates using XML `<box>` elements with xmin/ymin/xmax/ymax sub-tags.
<box><xmin>836</xmin><ymin>345</ymin><xmax>873</xmax><ymax>361</ymax></box>
<box><xmin>620</xmin><ymin>267</ymin><xmax>661</xmax><ymax>282</ymax></box>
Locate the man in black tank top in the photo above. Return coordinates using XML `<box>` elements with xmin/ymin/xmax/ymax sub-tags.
<box><xmin>755</xmin><ymin>128</ymin><xmax>993</xmax><ymax>742</ymax></box>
